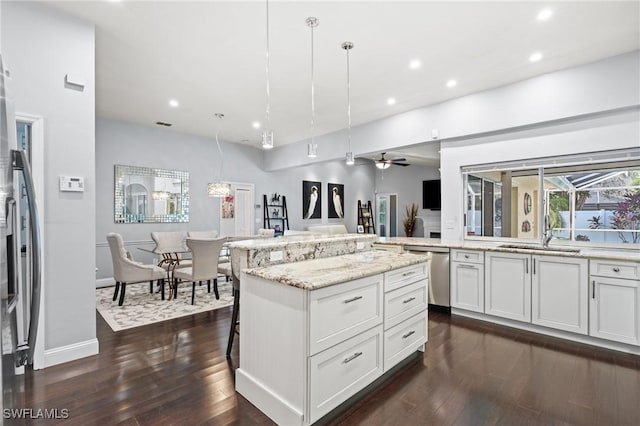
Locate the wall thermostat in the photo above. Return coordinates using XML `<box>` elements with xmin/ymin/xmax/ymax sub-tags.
<box><xmin>59</xmin><ymin>176</ymin><xmax>85</xmax><ymax>192</ymax></box>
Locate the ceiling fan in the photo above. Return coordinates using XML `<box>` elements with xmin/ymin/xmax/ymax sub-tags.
<box><xmin>374</xmin><ymin>152</ymin><xmax>410</xmax><ymax>169</ymax></box>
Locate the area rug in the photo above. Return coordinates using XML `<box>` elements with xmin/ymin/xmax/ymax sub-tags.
<box><xmin>96</xmin><ymin>280</ymin><xmax>234</xmax><ymax>332</ymax></box>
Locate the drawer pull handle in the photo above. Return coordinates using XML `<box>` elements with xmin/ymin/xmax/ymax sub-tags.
<box><xmin>344</xmin><ymin>296</ymin><xmax>363</xmax><ymax>304</ymax></box>
<box><xmin>402</xmin><ymin>297</ymin><xmax>416</xmax><ymax>304</ymax></box>
<box><xmin>402</xmin><ymin>330</ymin><xmax>416</xmax><ymax>339</ymax></box>
<box><xmin>458</xmin><ymin>264</ymin><xmax>475</xmax><ymax>269</ymax></box>
<box><xmin>464</xmin><ymin>255</ymin><xmax>470</xmax><ymax>259</ymax></box>
<box><xmin>613</xmin><ymin>267</ymin><xmax>620</xmax><ymax>272</ymax></box>
<box><xmin>343</xmin><ymin>351</ymin><xmax>363</xmax><ymax>364</ymax></box>
<box><xmin>402</xmin><ymin>271</ymin><xmax>416</xmax><ymax>277</ymax></box>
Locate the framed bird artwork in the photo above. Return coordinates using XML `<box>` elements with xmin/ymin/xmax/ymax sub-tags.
<box><xmin>302</xmin><ymin>180</ymin><xmax>321</xmax><ymax>219</ymax></box>
<box><xmin>328</xmin><ymin>183</ymin><xmax>344</xmax><ymax>219</ymax></box>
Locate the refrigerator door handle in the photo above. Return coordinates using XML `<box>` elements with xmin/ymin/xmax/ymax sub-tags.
<box><xmin>11</xmin><ymin>149</ymin><xmax>41</xmax><ymax>367</ymax></box>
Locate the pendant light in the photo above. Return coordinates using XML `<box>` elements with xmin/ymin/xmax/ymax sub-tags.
<box><xmin>207</xmin><ymin>113</ymin><xmax>231</xmax><ymax>197</ymax></box>
<box><xmin>261</xmin><ymin>0</ymin><xmax>274</xmax><ymax>149</ymax></box>
<box><xmin>342</xmin><ymin>41</ymin><xmax>355</xmax><ymax>165</ymax></box>
<box><xmin>306</xmin><ymin>17</ymin><xmax>319</xmax><ymax>158</ymax></box>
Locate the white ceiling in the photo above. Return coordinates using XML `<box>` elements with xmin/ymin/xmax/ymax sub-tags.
<box><xmin>45</xmin><ymin>1</ymin><xmax>639</xmax><ymax>157</ymax></box>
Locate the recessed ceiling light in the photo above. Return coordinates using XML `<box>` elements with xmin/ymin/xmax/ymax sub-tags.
<box><xmin>387</xmin><ymin>98</ymin><xmax>396</xmax><ymax>105</ymax></box>
<box><xmin>446</xmin><ymin>79</ymin><xmax>457</xmax><ymax>88</ymax></box>
<box><xmin>252</xmin><ymin>121</ymin><xmax>261</xmax><ymax>129</ymax></box>
<box><xmin>168</xmin><ymin>99</ymin><xmax>179</xmax><ymax>108</ymax></box>
<box><xmin>529</xmin><ymin>52</ymin><xmax>543</xmax><ymax>62</ymax></box>
<box><xmin>409</xmin><ymin>59</ymin><xmax>421</xmax><ymax>70</ymax></box>
<box><xmin>537</xmin><ymin>8</ymin><xmax>553</xmax><ymax>21</ymax></box>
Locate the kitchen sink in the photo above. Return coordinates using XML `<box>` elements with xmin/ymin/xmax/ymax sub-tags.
<box><xmin>499</xmin><ymin>243</ymin><xmax>581</xmax><ymax>253</ymax></box>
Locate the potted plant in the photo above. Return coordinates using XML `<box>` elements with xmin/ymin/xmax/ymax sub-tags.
<box><xmin>403</xmin><ymin>203</ymin><xmax>418</xmax><ymax>237</ymax></box>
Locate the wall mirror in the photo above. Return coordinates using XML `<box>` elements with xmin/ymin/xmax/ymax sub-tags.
<box><xmin>462</xmin><ymin>148</ymin><xmax>640</xmax><ymax>245</ymax></box>
<box><xmin>114</xmin><ymin>164</ymin><xmax>189</xmax><ymax>223</ymax></box>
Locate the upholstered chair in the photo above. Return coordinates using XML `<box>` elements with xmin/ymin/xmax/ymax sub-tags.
<box><xmin>150</xmin><ymin>231</ymin><xmax>192</xmax><ymax>269</ymax></box>
<box><xmin>187</xmin><ymin>230</ymin><xmax>219</xmax><ymax>239</ymax></box>
<box><xmin>173</xmin><ymin>237</ymin><xmax>226</xmax><ymax>305</ymax></box>
<box><xmin>107</xmin><ymin>233</ymin><xmax>166</xmax><ymax>306</ymax></box>
<box><xmin>256</xmin><ymin>228</ymin><xmax>275</xmax><ymax>237</ymax></box>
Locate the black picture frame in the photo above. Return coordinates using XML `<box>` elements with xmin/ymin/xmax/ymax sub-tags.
<box><xmin>302</xmin><ymin>180</ymin><xmax>321</xmax><ymax>219</ymax></box>
<box><xmin>328</xmin><ymin>183</ymin><xmax>344</xmax><ymax>219</ymax></box>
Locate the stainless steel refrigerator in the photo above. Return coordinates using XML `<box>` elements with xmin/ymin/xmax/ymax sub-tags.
<box><xmin>1</xmin><ymin>53</ymin><xmax>42</xmax><ymax>412</ymax></box>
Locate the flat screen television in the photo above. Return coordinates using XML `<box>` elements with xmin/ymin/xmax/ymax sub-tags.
<box><xmin>423</xmin><ymin>179</ymin><xmax>441</xmax><ymax>210</ymax></box>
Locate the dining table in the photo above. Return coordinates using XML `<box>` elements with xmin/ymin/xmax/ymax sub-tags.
<box><xmin>138</xmin><ymin>245</ymin><xmax>190</xmax><ymax>300</ymax></box>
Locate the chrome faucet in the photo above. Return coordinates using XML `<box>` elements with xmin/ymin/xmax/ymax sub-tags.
<box><xmin>542</xmin><ymin>214</ymin><xmax>553</xmax><ymax>248</ymax></box>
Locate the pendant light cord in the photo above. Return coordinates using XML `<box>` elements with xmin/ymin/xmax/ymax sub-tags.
<box><xmin>346</xmin><ymin>46</ymin><xmax>351</xmax><ymax>152</ymax></box>
<box><xmin>310</xmin><ymin>20</ymin><xmax>315</xmax><ymax>144</ymax></box>
<box><xmin>265</xmin><ymin>0</ymin><xmax>271</xmax><ymax>133</ymax></box>
<box><xmin>215</xmin><ymin>113</ymin><xmax>225</xmax><ymax>181</ymax></box>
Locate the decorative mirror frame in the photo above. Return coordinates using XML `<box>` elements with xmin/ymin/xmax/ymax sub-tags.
<box><xmin>114</xmin><ymin>164</ymin><xmax>190</xmax><ymax>223</ymax></box>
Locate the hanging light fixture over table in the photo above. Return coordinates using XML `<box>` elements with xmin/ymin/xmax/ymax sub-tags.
<box><xmin>207</xmin><ymin>113</ymin><xmax>231</xmax><ymax>197</ymax></box>
<box><xmin>306</xmin><ymin>17</ymin><xmax>319</xmax><ymax>158</ymax></box>
<box><xmin>342</xmin><ymin>41</ymin><xmax>355</xmax><ymax>165</ymax></box>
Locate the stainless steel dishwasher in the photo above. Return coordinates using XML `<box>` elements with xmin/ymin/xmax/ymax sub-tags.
<box><xmin>405</xmin><ymin>245</ymin><xmax>450</xmax><ymax>312</ymax></box>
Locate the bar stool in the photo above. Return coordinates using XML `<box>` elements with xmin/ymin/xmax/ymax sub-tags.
<box><xmin>226</xmin><ymin>273</ymin><xmax>240</xmax><ymax>357</ymax></box>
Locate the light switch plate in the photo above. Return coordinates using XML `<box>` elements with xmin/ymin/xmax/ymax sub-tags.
<box><xmin>59</xmin><ymin>176</ymin><xmax>85</xmax><ymax>192</ymax></box>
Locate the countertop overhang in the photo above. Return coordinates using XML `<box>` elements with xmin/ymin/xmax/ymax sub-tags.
<box><xmin>243</xmin><ymin>250</ymin><xmax>428</xmax><ymax>290</ymax></box>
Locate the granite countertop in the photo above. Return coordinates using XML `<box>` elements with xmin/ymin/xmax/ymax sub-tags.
<box><xmin>243</xmin><ymin>250</ymin><xmax>428</xmax><ymax>290</ymax></box>
<box><xmin>375</xmin><ymin>237</ymin><xmax>640</xmax><ymax>262</ymax></box>
<box><xmin>228</xmin><ymin>233</ymin><xmax>376</xmax><ymax>250</ymax></box>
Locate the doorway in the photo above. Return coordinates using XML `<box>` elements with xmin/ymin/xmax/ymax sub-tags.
<box><xmin>375</xmin><ymin>193</ymin><xmax>398</xmax><ymax>237</ymax></box>
<box><xmin>219</xmin><ymin>182</ymin><xmax>254</xmax><ymax>237</ymax></box>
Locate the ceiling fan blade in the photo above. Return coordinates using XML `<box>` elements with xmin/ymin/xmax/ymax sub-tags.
<box><xmin>392</xmin><ymin>162</ymin><xmax>410</xmax><ymax>167</ymax></box>
<box><xmin>389</xmin><ymin>158</ymin><xmax>407</xmax><ymax>162</ymax></box>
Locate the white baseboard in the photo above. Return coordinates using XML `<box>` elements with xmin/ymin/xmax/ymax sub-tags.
<box><xmin>96</xmin><ymin>277</ymin><xmax>114</xmax><ymax>288</ymax></box>
<box><xmin>44</xmin><ymin>338</ymin><xmax>99</xmax><ymax>368</ymax></box>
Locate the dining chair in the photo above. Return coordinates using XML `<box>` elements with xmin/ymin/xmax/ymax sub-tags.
<box><xmin>151</xmin><ymin>231</ymin><xmax>192</xmax><ymax>269</ymax></box>
<box><xmin>107</xmin><ymin>233</ymin><xmax>166</xmax><ymax>306</ymax></box>
<box><xmin>256</xmin><ymin>228</ymin><xmax>275</xmax><ymax>237</ymax></box>
<box><xmin>187</xmin><ymin>230</ymin><xmax>219</xmax><ymax>239</ymax></box>
<box><xmin>173</xmin><ymin>237</ymin><xmax>226</xmax><ymax>305</ymax></box>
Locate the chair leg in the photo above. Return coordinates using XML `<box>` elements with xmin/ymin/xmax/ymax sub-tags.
<box><xmin>191</xmin><ymin>281</ymin><xmax>196</xmax><ymax>305</ymax></box>
<box><xmin>113</xmin><ymin>282</ymin><xmax>120</xmax><ymax>301</ymax></box>
<box><xmin>213</xmin><ymin>278</ymin><xmax>219</xmax><ymax>300</ymax></box>
<box><xmin>160</xmin><ymin>278</ymin><xmax>165</xmax><ymax>301</ymax></box>
<box><xmin>226</xmin><ymin>288</ymin><xmax>240</xmax><ymax>358</ymax></box>
<box><xmin>118</xmin><ymin>282</ymin><xmax>127</xmax><ymax>306</ymax></box>
<box><xmin>207</xmin><ymin>280</ymin><xmax>211</xmax><ymax>293</ymax></box>
<box><xmin>149</xmin><ymin>280</ymin><xmax>153</xmax><ymax>294</ymax></box>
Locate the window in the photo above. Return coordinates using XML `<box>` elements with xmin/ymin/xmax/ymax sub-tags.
<box><xmin>462</xmin><ymin>149</ymin><xmax>640</xmax><ymax>246</ymax></box>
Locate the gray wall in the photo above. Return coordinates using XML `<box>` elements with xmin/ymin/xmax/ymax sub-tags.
<box><xmin>2</xmin><ymin>2</ymin><xmax>97</xmax><ymax>352</ymax></box>
<box><xmin>264</xmin><ymin>51</ymin><xmax>640</xmax><ymax>171</ymax></box>
<box><xmin>96</xmin><ymin>118</ymin><xmax>376</xmax><ymax>280</ymax></box>
<box><xmin>374</xmin><ymin>163</ymin><xmax>441</xmax><ymax>237</ymax></box>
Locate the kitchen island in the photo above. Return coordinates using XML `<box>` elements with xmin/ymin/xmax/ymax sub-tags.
<box><xmin>235</xmin><ymin>250</ymin><xmax>429</xmax><ymax>425</ymax></box>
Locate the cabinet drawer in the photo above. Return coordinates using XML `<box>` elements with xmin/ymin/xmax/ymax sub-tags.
<box><xmin>384</xmin><ymin>280</ymin><xmax>427</xmax><ymax>330</ymax></box>
<box><xmin>309</xmin><ymin>274</ymin><xmax>383</xmax><ymax>355</ymax></box>
<box><xmin>309</xmin><ymin>325</ymin><xmax>383</xmax><ymax>423</ymax></box>
<box><xmin>384</xmin><ymin>311</ymin><xmax>427</xmax><ymax>372</ymax></box>
<box><xmin>451</xmin><ymin>249</ymin><xmax>484</xmax><ymax>264</ymax></box>
<box><xmin>590</xmin><ymin>259</ymin><xmax>640</xmax><ymax>280</ymax></box>
<box><xmin>384</xmin><ymin>263</ymin><xmax>428</xmax><ymax>293</ymax></box>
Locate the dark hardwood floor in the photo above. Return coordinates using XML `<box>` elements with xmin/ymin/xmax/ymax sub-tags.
<box><xmin>7</xmin><ymin>307</ymin><xmax>640</xmax><ymax>425</ymax></box>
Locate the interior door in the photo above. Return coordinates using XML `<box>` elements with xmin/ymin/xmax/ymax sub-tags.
<box><xmin>376</xmin><ymin>193</ymin><xmax>397</xmax><ymax>237</ymax></box>
<box><xmin>219</xmin><ymin>182</ymin><xmax>254</xmax><ymax>237</ymax></box>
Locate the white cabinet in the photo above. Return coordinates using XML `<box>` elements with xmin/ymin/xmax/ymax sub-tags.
<box><xmin>382</xmin><ymin>263</ymin><xmax>428</xmax><ymax>372</ymax></box>
<box><xmin>531</xmin><ymin>256</ymin><xmax>588</xmax><ymax>335</ymax></box>
<box><xmin>237</xmin><ymin>260</ymin><xmax>429</xmax><ymax>426</ymax></box>
<box><xmin>450</xmin><ymin>249</ymin><xmax>484</xmax><ymax>313</ymax></box>
<box><xmin>485</xmin><ymin>252</ymin><xmax>531</xmax><ymax>322</ymax></box>
<box><xmin>589</xmin><ymin>260</ymin><xmax>640</xmax><ymax>346</ymax></box>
